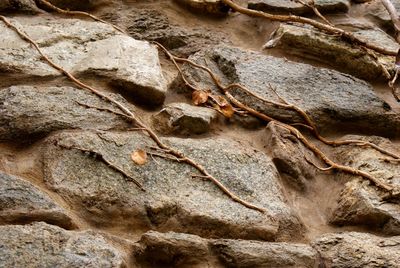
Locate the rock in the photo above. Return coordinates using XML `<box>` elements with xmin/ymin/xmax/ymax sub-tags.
<box><xmin>0</xmin><ymin>85</ymin><xmax>133</xmax><ymax>141</ymax></box>
<box><xmin>152</xmin><ymin>102</ymin><xmax>219</xmax><ymax>135</ymax></box>
<box><xmin>173</xmin><ymin>45</ymin><xmax>400</xmax><ymax>136</ymax></box>
<box><xmin>134</xmin><ymin>231</ymin><xmax>320</xmax><ymax>267</ymax></box>
<box><xmin>0</xmin><ymin>222</ymin><xmax>125</xmax><ymax>267</ymax></box>
<box><xmin>210</xmin><ymin>239</ymin><xmax>319</xmax><ymax>268</ymax></box>
<box><xmin>174</xmin><ymin>0</ymin><xmax>231</xmax><ymax>16</ymax></box>
<box><xmin>134</xmin><ymin>231</ymin><xmax>210</xmax><ymax>267</ymax></box>
<box><xmin>263</xmin><ymin>122</ymin><xmax>315</xmax><ymax>191</ymax></box>
<box><xmin>0</xmin><ymin>0</ymin><xmax>41</xmax><ymax>13</ymax></box>
<box><xmin>329</xmin><ymin>135</ymin><xmax>400</xmax><ymax>235</ymax></box>
<box><xmin>367</xmin><ymin>0</ymin><xmax>400</xmax><ymax>29</ymax></box>
<box><xmin>38</xmin><ymin>0</ymin><xmax>113</xmax><ymax>11</ymax></box>
<box><xmin>41</xmin><ymin>130</ymin><xmax>304</xmax><ymax>241</ymax></box>
<box><xmin>265</xmin><ymin>23</ymin><xmax>397</xmax><ymax>81</ymax></box>
<box><xmin>0</xmin><ymin>171</ymin><xmax>77</xmax><ymax>229</ymax></box>
<box><xmin>313</xmin><ymin>232</ymin><xmax>400</xmax><ymax>268</ymax></box>
<box><xmin>101</xmin><ymin>8</ymin><xmax>229</xmax><ymax>57</ymax></box>
<box><xmin>0</xmin><ymin>16</ymin><xmax>166</xmax><ymax>106</ymax></box>
<box><xmin>248</xmin><ymin>0</ymin><xmax>350</xmax><ymax>15</ymax></box>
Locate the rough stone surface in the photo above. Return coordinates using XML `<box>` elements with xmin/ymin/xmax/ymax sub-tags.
<box><xmin>42</xmin><ymin>130</ymin><xmax>304</xmax><ymax>241</ymax></box>
<box><xmin>248</xmin><ymin>0</ymin><xmax>350</xmax><ymax>15</ymax></box>
<box><xmin>134</xmin><ymin>230</ymin><xmax>320</xmax><ymax>268</ymax></box>
<box><xmin>0</xmin><ymin>16</ymin><xmax>166</xmax><ymax>106</ymax></box>
<box><xmin>263</xmin><ymin>122</ymin><xmax>315</xmax><ymax>191</ymax></box>
<box><xmin>174</xmin><ymin>45</ymin><xmax>400</xmax><ymax>136</ymax></box>
<box><xmin>0</xmin><ymin>222</ymin><xmax>125</xmax><ymax>267</ymax></box>
<box><xmin>330</xmin><ymin>135</ymin><xmax>400</xmax><ymax>235</ymax></box>
<box><xmin>39</xmin><ymin>0</ymin><xmax>113</xmax><ymax>11</ymax></box>
<box><xmin>313</xmin><ymin>232</ymin><xmax>400</xmax><ymax>268</ymax></box>
<box><xmin>367</xmin><ymin>0</ymin><xmax>400</xmax><ymax>29</ymax></box>
<box><xmin>152</xmin><ymin>102</ymin><xmax>219</xmax><ymax>135</ymax></box>
<box><xmin>101</xmin><ymin>8</ymin><xmax>229</xmax><ymax>57</ymax></box>
<box><xmin>0</xmin><ymin>0</ymin><xmax>41</xmax><ymax>13</ymax></box>
<box><xmin>265</xmin><ymin>23</ymin><xmax>397</xmax><ymax>80</ymax></box>
<box><xmin>0</xmin><ymin>85</ymin><xmax>133</xmax><ymax>141</ymax></box>
<box><xmin>0</xmin><ymin>171</ymin><xmax>76</xmax><ymax>229</ymax></box>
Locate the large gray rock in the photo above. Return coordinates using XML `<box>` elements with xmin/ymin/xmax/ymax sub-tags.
<box><xmin>367</xmin><ymin>0</ymin><xmax>400</xmax><ymax>29</ymax></box>
<box><xmin>153</xmin><ymin>102</ymin><xmax>219</xmax><ymax>135</ymax></box>
<box><xmin>134</xmin><ymin>231</ymin><xmax>319</xmax><ymax>268</ymax></box>
<box><xmin>0</xmin><ymin>171</ymin><xmax>77</xmax><ymax>229</ymax></box>
<box><xmin>313</xmin><ymin>232</ymin><xmax>400</xmax><ymax>268</ymax></box>
<box><xmin>100</xmin><ymin>7</ymin><xmax>229</xmax><ymax>57</ymax></box>
<box><xmin>0</xmin><ymin>222</ymin><xmax>125</xmax><ymax>267</ymax></box>
<box><xmin>248</xmin><ymin>0</ymin><xmax>350</xmax><ymax>15</ymax></box>
<box><xmin>173</xmin><ymin>45</ymin><xmax>400</xmax><ymax>136</ymax></box>
<box><xmin>41</xmin><ymin>130</ymin><xmax>304</xmax><ymax>241</ymax></box>
<box><xmin>0</xmin><ymin>16</ymin><xmax>166</xmax><ymax>106</ymax></box>
<box><xmin>265</xmin><ymin>23</ymin><xmax>397</xmax><ymax>80</ymax></box>
<box><xmin>330</xmin><ymin>135</ymin><xmax>400</xmax><ymax>235</ymax></box>
<box><xmin>0</xmin><ymin>85</ymin><xmax>133</xmax><ymax>141</ymax></box>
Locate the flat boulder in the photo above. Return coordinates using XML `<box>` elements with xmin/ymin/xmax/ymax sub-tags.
<box><xmin>134</xmin><ymin>230</ymin><xmax>319</xmax><ymax>267</ymax></box>
<box><xmin>0</xmin><ymin>171</ymin><xmax>77</xmax><ymax>229</ymax></box>
<box><xmin>248</xmin><ymin>0</ymin><xmax>350</xmax><ymax>15</ymax></box>
<box><xmin>313</xmin><ymin>232</ymin><xmax>400</xmax><ymax>267</ymax></box>
<box><xmin>173</xmin><ymin>45</ymin><xmax>400</xmax><ymax>136</ymax></box>
<box><xmin>0</xmin><ymin>0</ymin><xmax>41</xmax><ymax>13</ymax></box>
<box><xmin>329</xmin><ymin>135</ymin><xmax>400</xmax><ymax>235</ymax></box>
<box><xmin>1</xmin><ymin>16</ymin><xmax>166</xmax><ymax>106</ymax></box>
<box><xmin>41</xmin><ymin>130</ymin><xmax>304</xmax><ymax>241</ymax></box>
<box><xmin>0</xmin><ymin>85</ymin><xmax>133</xmax><ymax>141</ymax></box>
<box><xmin>265</xmin><ymin>23</ymin><xmax>397</xmax><ymax>81</ymax></box>
<box><xmin>0</xmin><ymin>222</ymin><xmax>125</xmax><ymax>267</ymax></box>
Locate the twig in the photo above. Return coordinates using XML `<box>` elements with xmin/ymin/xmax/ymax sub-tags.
<box><xmin>293</xmin><ymin>0</ymin><xmax>333</xmax><ymax>26</ymax></box>
<box><xmin>57</xmin><ymin>143</ymin><xmax>145</xmax><ymax>191</ymax></box>
<box><xmin>304</xmin><ymin>156</ymin><xmax>334</xmax><ymax>171</ymax></box>
<box><xmin>0</xmin><ymin>15</ymin><xmax>266</xmax><ymax>213</ymax></box>
<box><xmin>380</xmin><ymin>0</ymin><xmax>400</xmax><ymax>43</ymax></box>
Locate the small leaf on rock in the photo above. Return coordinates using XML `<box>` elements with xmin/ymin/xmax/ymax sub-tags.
<box><xmin>131</xmin><ymin>149</ymin><xmax>147</xmax><ymax>165</ymax></box>
<box><xmin>192</xmin><ymin>90</ymin><xmax>209</xmax><ymax>105</ymax></box>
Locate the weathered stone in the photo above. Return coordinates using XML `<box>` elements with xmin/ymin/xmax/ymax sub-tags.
<box><xmin>173</xmin><ymin>45</ymin><xmax>400</xmax><ymax>136</ymax></box>
<box><xmin>367</xmin><ymin>0</ymin><xmax>400</xmax><ymax>29</ymax></box>
<box><xmin>330</xmin><ymin>135</ymin><xmax>400</xmax><ymax>234</ymax></box>
<box><xmin>0</xmin><ymin>171</ymin><xmax>77</xmax><ymax>229</ymax></box>
<box><xmin>174</xmin><ymin>0</ymin><xmax>231</xmax><ymax>16</ymax></box>
<box><xmin>42</xmin><ymin>130</ymin><xmax>304</xmax><ymax>241</ymax></box>
<box><xmin>134</xmin><ymin>231</ymin><xmax>319</xmax><ymax>267</ymax></box>
<box><xmin>0</xmin><ymin>16</ymin><xmax>166</xmax><ymax>106</ymax></box>
<box><xmin>100</xmin><ymin>8</ymin><xmax>229</xmax><ymax>57</ymax></box>
<box><xmin>153</xmin><ymin>102</ymin><xmax>219</xmax><ymax>135</ymax></box>
<box><xmin>0</xmin><ymin>85</ymin><xmax>133</xmax><ymax>141</ymax></box>
<box><xmin>0</xmin><ymin>222</ymin><xmax>125</xmax><ymax>267</ymax></box>
<box><xmin>38</xmin><ymin>0</ymin><xmax>113</xmax><ymax>11</ymax></box>
<box><xmin>265</xmin><ymin>23</ymin><xmax>397</xmax><ymax>80</ymax></box>
<box><xmin>313</xmin><ymin>232</ymin><xmax>400</xmax><ymax>268</ymax></box>
<box><xmin>248</xmin><ymin>0</ymin><xmax>350</xmax><ymax>15</ymax></box>
<box><xmin>135</xmin><ymin>231</ymin><xmax>210</xmax><ymax>267</ymax></box>
<box><xmin>211</xmin><ymin>239</ymin><xmax>319</xmax><ymax>268</ymax></box>
<box><xmin>0</xmin><ymin>0</ymin><xmax>41</xmax><ymax>13</ymax></box>
<box><xmin>263</xmin><ymin>122</ymin><xmax>315</xmax><ymax>191</ymax></box>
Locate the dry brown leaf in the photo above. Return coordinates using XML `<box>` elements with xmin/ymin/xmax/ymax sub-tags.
<box><xmin>192</xmin><ymin>90</ymin><xmax>209</xmax><ymax>105</ymax></box>
<box><xmin>220</xmin><ymin>103</ymin><xmax>235</xmax><ymax>118</ymax></box>
<box><xmin>131</xmin><ymin>149</ymin><xmax>147</xmax><ymax>165</ymax></box>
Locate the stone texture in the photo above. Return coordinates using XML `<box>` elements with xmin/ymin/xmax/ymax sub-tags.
<box><xmin>173</xmin><ymin>45</ymin><xmax>400</xmax><ymax>136</ymax></box>
<box><xmin>153</xmin><ymin>102</ymin><xmax>219</xmax><ymax>135</ymax></box>
<box><xmin>248</xmin><ymin>0</ymin><xmax>350</xmax><ymax>15</ymax></box>
<box><xmin>263</xmin><ymin>122</ymin><xmax>315</xmax><ymax>191</ymax></box>
<box><xmin>330</xmin><ymin>135</ymin><xmax>400</xmax><ymax>235</ymax></box>
<box><xmin>101</xmin><ymin>7</ymin><xmax>229</xmax><ymax>57</ymax></box>
<box><xmin>0</xmin><ymin>85</ymin><xmax>133</xmax><ymax>141</ymax></box>
<box><xmin>313</xmin><ymin>232</ymin><xmax>400</xmax><ymax>268</ymax></box>
<box><xmin>0</xmin><ymin>171</ymin><xmax>77</xmax><ymax>229</ymax></box>
<box><xmin>0</xmin><ymin>16</ymin><xmax>166</xmax><ymax>106</ymax></box>
<box><xmin>38</xmin><ymin>0</ymin><xmax>114</xmax><ymax>11</ymax></box>
<box><xmin>265</xmin><ymin>23</ymin><xmax>397</xmax><ymax>81</ymax></box>
<box><xmin>41</xmin><ymin>130</ymin><xmax>304</xmax><ymax>241</ymax></box>
<box><xmin>0</xmin><ymin>0</ymin><xmax>41</xmax><ymax>13</ymax></box>
<box><xmin>367</xmin><ymin>0</ymin><xmax>400</xmax><ymax>29</ymax></box>
<box><xmin>134</xmin><ymin>230</ymin><xmax>320</xmax><ymax>268</ymax></box>
<box><xmin>174</xmin><ymin>0</ymin><xmax>231</xmax><ymax>16</ymax></box>
<box><xmin>0</xmin><ymin>222</ymin><xmax>125</xmax><ymax>267</ymax></box>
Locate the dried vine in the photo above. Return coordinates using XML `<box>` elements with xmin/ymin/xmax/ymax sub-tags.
<box><xmin>0</xmin><ymin>15</ymin><xmax>265</xmax><ymax>213</ymax></box>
